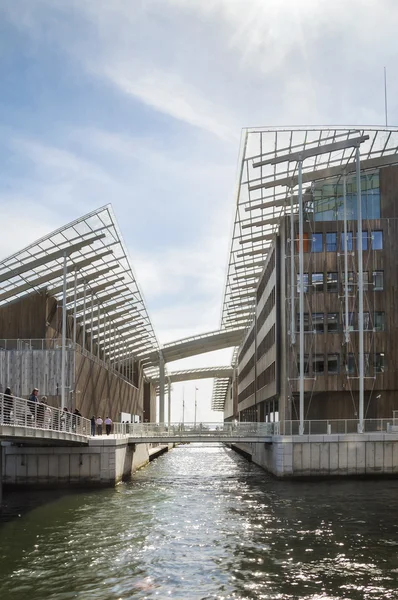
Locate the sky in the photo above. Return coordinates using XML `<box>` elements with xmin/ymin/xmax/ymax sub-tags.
<box><xmin>0</xmin><ymin>0</ymin><xmax>397</xmax><ymax>422</ymax></box>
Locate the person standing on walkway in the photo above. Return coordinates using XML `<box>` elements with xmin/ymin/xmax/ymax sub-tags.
<box><xmin>105</xmin><ymin>416</ymin><xmax>112</xmax><ymax>435</ymax></box>
<box><xmin>3</xmin><ymin>387</ymin><xmax>13</xmax><ymax>424</ymax></box>
<box><xmin>28</xmin><ymin>388</ymin><xmax>39</xmax><ymax>424</ymax></box>
<box><xmin>90</xmin><ymin>415</ymin><xmax>96</xmax><ymax>436</ymax></box>
<box><xmin>96</xmin><ymin>416</ymin><xmax>103</xmax><ymax>436</ymax></box>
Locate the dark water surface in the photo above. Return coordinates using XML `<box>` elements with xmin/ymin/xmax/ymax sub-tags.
<box><xmin>1</xmin><ymin>444</ymin><xmax>398</xmax><ymax>599</ymax></box>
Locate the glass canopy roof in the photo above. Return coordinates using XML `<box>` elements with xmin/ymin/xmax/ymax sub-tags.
<box><xmin>0</xmin><ymin>205</ymin><xmax>160</xmax><ymax>371</ymax></box>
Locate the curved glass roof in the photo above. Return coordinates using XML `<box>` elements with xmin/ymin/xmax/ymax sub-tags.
<box><xmin>0</xmin><ymin>205</ymin><xmax>160</xmax><ymax>368</ymax></box>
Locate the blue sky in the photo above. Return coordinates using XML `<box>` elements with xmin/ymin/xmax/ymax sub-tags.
<box><xmin>0</xmin><ymin>0</ymin><xmax>397</xmax><ymax>421</ymax></box>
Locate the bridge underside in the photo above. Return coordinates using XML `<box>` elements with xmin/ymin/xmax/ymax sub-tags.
<box><xmin>127</xmin><ymin>435</ymin><xmax>271</xmax><ymax>443</ymax></box>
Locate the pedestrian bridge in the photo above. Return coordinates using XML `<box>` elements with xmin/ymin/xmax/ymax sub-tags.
<box><xmin>118</xmin><ymin>422</ymin><xmax>275</xmax><ymax>444</ymax></box>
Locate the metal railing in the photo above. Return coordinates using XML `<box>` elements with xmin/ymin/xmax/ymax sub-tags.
<box><xmin>277</xmin><ymin>419</ymin><xmax>397</xmax><ymax>436</ymax></box>
<box><xmin>111</xmin><ymin>421</ymin><xmax>276</xmax><ymax>439</ymax></box>
<box><xmin>0</xmin><ymin>392</ymin><xmax>90</xmax><ymax>436</ymax></box>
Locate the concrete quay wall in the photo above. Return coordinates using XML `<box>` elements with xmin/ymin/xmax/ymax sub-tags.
<box><xmin>232</xmin><ymin>433</ymin><xmax>398</xmax><ymax>478</ymax></box>
<box><xmin>1</xmin><ymin>439</ymin><xmax>172</xmax><ymax>489</ymax></box>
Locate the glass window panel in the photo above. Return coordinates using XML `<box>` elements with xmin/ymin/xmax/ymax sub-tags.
<box><xmin>374</xmin><ymin>312</ymin><xmax>385</xmax><ymax>332</ymax></box>
<box><xmin>328</xmin><ymin>354</ymin><xmax>340</xmax><ymax>374</ymax></box>
<box><xmin>343</xmin><ymin>312</ymin><xmax>355</xmax><ymax>332</ymax></box>
<box><xmin>327</xmin><ymin>313</ymin><xmax>339</xmax><ymax>333</ymax></box>
<box><xmin>364</xmin><ymin>353</ymin><xmax>371</xmax><ymax>375</ymax></box>
<box><xmin>346</xmin><ymin>271</ymin><xmax>355</xmax><ymax>294</ymax></box>
<box><xmin>312</xmin><ymin>312</ymin><xmax>324</xmax><ymax>333</ymax></box>
<box><xmin>312</xmin><ymin>272</ymin><xmax>324</xmax><ymax>292</ymax></box>
<box><xmin>326</xmin><ymin>232</ymin><xmax>337</xmax><ymax>252</ymax></box>
<box><xmin>362</xmin><ymin>231</ymin><xmax>368</xmax><ymax>251</ymax></box>
<box><xmin>341</xmin><ymin>232</ymin><xmax>353</xmax><ymax>251</ymax></box>
<box><xmin>360</xmin><ymin>312</ymin><xmax>372</xmax><ymax>330</ymax></box>
<box><xmin>297</xmin><ymin>273</ymin><xmax>309</xmax><ymax>293</ymax></box>
<box><xmin>371</xmin><ymin>230</ymin><xmax>383</xmax><ymax>250</ymax></box>
<box><xmin>312</xmin><ymin>233</ymin><xmax>323</xmax><ymax>253</ymax></box>
<box><xmin>313</xmin><ymin>355</ymin><xmax>325</xmax><ymax>374</ymax></box>
<box><xmin>347</xmin><ymin>353</ymin><xmax>356</xmax><ymax>375</ymax></box>
<box><xmin>327</xmin><ymin>272</ymin><xmax>338</xmax><ymax>292</ymax></box>
<box><xmin>373</xmin><ymin>271</ymin><xmax>384</xmax><ymax>291</ymax></box>
<box><xmin>296</xmin><ymin>313</ymin><xmax>310</xmax><ymax>332</ymax></box>
<box><xmin>375</xmin><ymin>353</ymin><xmax>385</xmax><ymax>373</ymax></box>
<box><xmin>297</xmin><ymin>355</ymin><xmax>310</xmax><ymax>375</ymax></box>
<box><xmin>357</xmin><ymin>271</ymin><xmax>369</xmax><ymax>291</ymax></box>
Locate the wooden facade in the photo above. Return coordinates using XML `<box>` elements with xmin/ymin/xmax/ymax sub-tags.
<box><xmin>235</xmin><ymin>164</ymin><xmax>398</xmax><ymax>423</ymax></box>
<box><xmin>0</xmin><ymin>290</ymin><xmax>156</xmax><ymax>421</ymax></box>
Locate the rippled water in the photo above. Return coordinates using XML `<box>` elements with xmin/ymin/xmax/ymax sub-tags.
<box><xmin>1</xmin><ymin>443</ymin><xmax>398</xmax><ymax>599</ymax></box>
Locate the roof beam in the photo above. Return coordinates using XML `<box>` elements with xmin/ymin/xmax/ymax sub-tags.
<box><xmin>252</xmin><ymin>134</ymin><xmax>369</xmax><ymax>167</ymax></box>
<box><xmin>0</xmin><ymin>233</ymin><xmax>106</xmax><ymax>284</ymax></box>
<box><xmin>239</xmin><ymin>233</ymin><xmax>275</xmax><ymax>245</ymax></box>
<box><xmin>245</xmin><ymin>197</ymin><xmax>289</xmax><ymax>212</ymax></box>
<box><xmin>65</xmin><ymin>276</ymin><xmax>123</xmax><ymax>305</ymax></box>
<box><xmin>49</xmin><ymin>263</ymin><xmax>119</xmax><ymax>295</ymax></box>
<box><xmin>241</xmin><ymin>216</ymin><xmax>280</xmax><ymax>229</ymax></box>
<box><xmin>249</xmin><ymin>152</ymin><xmax>398</xmax><ymax>192</ymax></box>
<box><xmin>0</xmin><ymin>249</ymin><xmax>113</xmax><ymax>303</ymax></box>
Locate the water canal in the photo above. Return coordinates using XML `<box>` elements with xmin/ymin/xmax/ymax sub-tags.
<box><xmin>0</xmin><ymin>443</ymin><xmax>398</xmax><ymax>599</ymax></box>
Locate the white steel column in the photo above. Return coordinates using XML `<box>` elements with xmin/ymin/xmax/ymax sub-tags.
<box><xmin>356</xmin><ymin>146</ymin><xmax>364</xmax><ymax>433</ymax></box>
<box><xmin>61</xmin><ymin>252</ymin><xmax>67</xmax><ymax>409</ymax></box>
<box><xmin>290</xmin><ymin>189</ymin><xmax>296</xmax><ymax>345</ymax></box>
<box><xmin>159</xmin><ymin>352</ymin><xmax>165</xmax><ymax>423</ymax></box>
<box><xmin>298</xmin><ymin>159</ymin><xmax>305</xmax><ymax>435</ymax></box>
<box><xmin>168</xmin><ymin>378</ymin><xmax>171</xmax><ymax>426</ymax></box>
<box><xmin>82</xmin><ymin>281</ymin><xmax>87</xmax><ymax>351</ymax></box>
<box><xmin>97</xmin><ymin>303</ymin><xmax>100</xmax><ymax>359</ymax></box>
<box><xmin>343</xmin><ymin>173</ymin><xmax>350</xmax><ymax>344</ymax></box>
<box><xmin>90</xmin><ymin>295</ymin><xmax>94</xmax><ymax>354</ymax></box>
<box><xmin>103</xmin><ymin>314</ymin><xmax>107</xmax><ymax>363</ymax></box>
<box><xmin>73</xmin><ymin>270</ymin><xmax>78</xmax><ymax>347</ymax></box>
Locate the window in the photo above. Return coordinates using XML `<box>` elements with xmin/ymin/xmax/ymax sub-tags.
<box><xmin>356</xmin><ymin>272</ymin><xmax>369</xmax><ymax>290</ymax></box>
<box><xmin>297</xmin><ymin>273</ymin><xmax>309</xmax><ymax>293</ymax></box>
<box><xmin>341</xmin><ymin>232</ymin><xmax>353</xmax><ymax>251</ymax></box>
<box><xmin>375</xmin><ymin>353</ymin><xmax>385</xmax><ymax>373</ymax></box>
<box><xmin>347</xmin><ymin>353</ymin><xmax>356</xmax><ymax>375</ymax></box>
<box><xmin>326</xmin><ymin>232</ymin><xmax>337</xmax><ymax>252</ymax></box>
<box><xmin>312</xmin><ymin>272</ymin><xmax>324</xmax><ymax>292</ymax></box>
<box><xmin>345</xmin><ymin>271</ymin><xmax>355</xmax><ymax>294</ymax></box>
<box><xmin>327</xmin><ymin>313</ymin><xmax>339</xmax><ymax>333</ymax></box>
<box><xmin>327</xmin><ymin>272</ymin><xmax>338</xmax><ymax>292</ymax></box>
<box><xmin>312</xmin><ymin>233</ymin><xmax>323</xmax><ymax>253</ymax></box>
<box><xmin>343</xmin><ymin>312</ymin><xmax>355</xmax><ymax>332</ymax></box>
<box><xmin>312</xmin><ymin>312</ymin><xmax>324</xmax><ymax>333</ymax></box>
<box><xmin>373</xmin><ymin>271</ymin><xmax>384</xmax><ymax>291</ymax></box>
<box><xmin>298</xmin><ymin>355</ymin><xmax>310</xmax><ymax>375</ymax></box>
<box><xmin>374</xmin><ymin>312</ymin><xmax>385</xmax><ymax>332</ymax></box>
<box><xmin>371</xmin><ymin>230</ymin><xmax>383</xmax><ymax>250</ymax></box>
<box><xmin>361</xmin><ymin>312</ymin><xmax>372</xmax><ymax>330</ymax></box>
<box><xmin>296</xmin><ymin>313</ymin><xmax>310</xmax><ymax>332</ymax></box>
<box><xmin>362</xmin><ymin>231</ymin><xmax>368</xmax><ymax>251</ymax></box>
<box><xmin>364</xmin><ymin>353</ymin><xmax>371</xmax><ymax>375</ymax></box>
<box><xmin>313</xmin><ymin>354</ymin><xmax>325</xmax><ymax>374</ymax></box>
<box><xmin>328</xmin><ymin>354</ymin><xmax>340</xmax><ymax>374</ymax></box>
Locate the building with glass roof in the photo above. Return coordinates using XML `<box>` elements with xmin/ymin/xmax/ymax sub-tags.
<box><xmin>0</xmin><ymin>205</ymin><xmax>159</xmax><ymax>421</ymax></box>
<box><xmin>223</xmin><ymin>127</ymin><xmax>398</xmax><ymax>432</ymax></box>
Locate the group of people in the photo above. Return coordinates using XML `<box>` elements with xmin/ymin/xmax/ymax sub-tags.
<box><xmin>90</xmin><ymin>416</ymin><xmax>113</xmax><ymax>436</ymax></box>
<box><xmin>1</xmin><ymin>387</ymin><xmax>84</xmax><ymax>432</ymax></box>
<box><xmin>2</xmin><ymin>387</ymin><xmax>115</xmax><ymax>437</ymax></box>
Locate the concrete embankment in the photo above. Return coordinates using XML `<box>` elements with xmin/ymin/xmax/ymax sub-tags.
<box><xmin>1</xmin><ymin>438</ymin><xmax>174</xmax><ymax>492</ymax></box>
<box><xmin>231</xmin><ymin>433</ymin><xmax>398</xmax><ymax>478</ymax></box>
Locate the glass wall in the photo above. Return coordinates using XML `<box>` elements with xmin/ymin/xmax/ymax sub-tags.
<box><xmin>311</xmin><ymin>171</ymin><xmax>380</xmax><ymax>222</ymax></box>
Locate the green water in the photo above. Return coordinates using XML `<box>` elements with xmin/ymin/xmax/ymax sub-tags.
<box><xmin>1</xmin><ymin>443</ymin><xmax>398</xmax><ymax>599</ymax></box>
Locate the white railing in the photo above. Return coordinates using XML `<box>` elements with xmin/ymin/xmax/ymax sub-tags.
<box><xmin>111</xmin><ymin>421</ymin><xmax>276</xmax><ymax>438</ymax></box>
<box><xmin>277</xmin><ymin>419</ymin><xmax>396</xmax><ymax>435</ymax></box>
<box><xmin>0</xmin><ymin>392</ymin><xmax>90</xmax><ymax>436</ymax></box>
